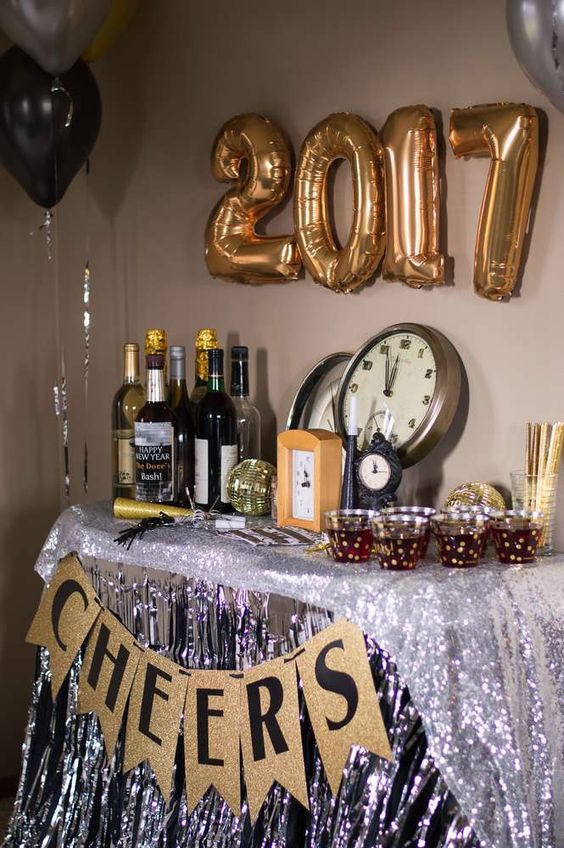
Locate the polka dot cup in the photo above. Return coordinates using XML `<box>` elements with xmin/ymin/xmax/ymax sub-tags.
<box><xmin>382</xmin><ymin>506</ymin><xmax>436</xmax><ymax>557</ymax></box>
<box><xmin>490</xmin><ymin>510</ymin><xmax>544</xmax><ymax>564</ymax></box>
<box><xmin>324</xmin><ymin>510</ymin><xmax>378</xmax><ymax>564</ymax></box>
<box><xmin>431</xmin><ymin>512</ymin><xmax>490</xmax><ymax>568</ymax></box>
<box><xmin>372</xmin><ymin>515</ymin><xmax>428</xmax><ymax>571</ymax></box>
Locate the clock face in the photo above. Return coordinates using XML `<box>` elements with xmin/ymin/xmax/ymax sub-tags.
<box><xmin>358</xmin><ymin>453</ymin><xmax>392</xmax><ymax>492</ymax></box>
<box><xmin>337</xmin><ymin>324</ymin><xmax>461</xmax><ymax>467</ymax></box>
<box><xmin>292</xmin><ymin>449</ymin><xmax>315</xmax><ymax>520</ymax></box>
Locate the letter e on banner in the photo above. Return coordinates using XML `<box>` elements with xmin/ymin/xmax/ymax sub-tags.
<box><xmin>297</xmin><ymin>620</ymin><xmax>392</xmax><ymax>796</ymax></box>
<box><xmin>240</xmin><ymin>656</ymin><xmax>308</xmax><ymax>823</ymax></box>
<box><xmin>26</xmin><ymin>554</ymin><xmax>101</xmax><ymax>699</ymax></box>
<box><xmin>123</xmin><ymin>650</ymin><xmax>188</xmax><ymax>800</ymax></box>
<box><xmin>184</xmin><ymin>670</ymin><xmax>242</xmax><ymax>816</ymax></box>
<box><xmin>77</xmin><ymin>609</ymin><xmax>141</xmax><ymax>760</ymax></box>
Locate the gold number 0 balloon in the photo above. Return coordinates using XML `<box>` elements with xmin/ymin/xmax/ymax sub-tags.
<box><xmin>205</xmin><ymin>114</ymin><xmax>302</xmax><ymax>284</ymax></box>
<box><xmin>449</xmin><ymin>103</ymin><xmax>539</xmax><ymax>301</ymax></box>
<box><xmin>380</xmin><ymin>106</ymin><xmax>444</xmax><ymax>287</ymax></box>
<box><xmin>294</xmin><ymin>113</ymin><xmax>385</xmax><ymax>293</ymax></box>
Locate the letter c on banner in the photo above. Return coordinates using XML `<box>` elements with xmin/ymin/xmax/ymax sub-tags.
<box><xmin>51</xmin><ymin>579</ymin><xmax>90</xmax><ymax>651</ymax></box>
<box><xmin>294</xmin><ymin>112</ymin><xmax>386</xmax><ymax>293</ymax></box>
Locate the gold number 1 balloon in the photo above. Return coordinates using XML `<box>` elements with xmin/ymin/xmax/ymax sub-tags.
<box><xmin>205</xmin><ymin>114</ymin><xmax>301</xmax><ymax>284</ymax></box>
<box><xmin>294</xmin><ymin>113</ymin><xmax>385</xmax><ymax>293</ymax></box>
<box><xmin>380</xmin><ymin>105</ymin><xmax>444</xmax><ymax>287</ymax></box>
<box><xmin>449</xmin><ymin>103</ymin><xmax>539</xmax><ymax>301</ymax></box>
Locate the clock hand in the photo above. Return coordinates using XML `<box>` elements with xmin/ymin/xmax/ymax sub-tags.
<box><xmin>384</xmin><ymin>354</ymin><xmax>400</xmax><ymax>398</ymax></box>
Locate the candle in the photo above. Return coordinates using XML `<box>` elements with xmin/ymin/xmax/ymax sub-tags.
<box><xmin>348</xmin><ymin>396</ymin><xmax>358</xmax><ymax>437</ymax></box>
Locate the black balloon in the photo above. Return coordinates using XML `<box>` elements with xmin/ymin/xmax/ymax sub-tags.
<box><xmin>0</xmin><ymin>47</ymin><xmax>101</xmax><ymax>208</ymax></box>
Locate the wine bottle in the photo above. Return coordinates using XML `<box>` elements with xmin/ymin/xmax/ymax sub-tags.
<box><xmin>145</xmin><ymin>328</ymin><xmax>168</xmax><ymax>385</ymax></box>
<box><xmin>190</xmin><ymin>327</ymin><xmax>218</xmax><ymax>405</ymax></box>
<box><xmin>112</xmin><ymin>343</ymin><xmax>145</xmax><ymax>501</ymax></box>
<box><xmin>230</xmin><ymin>346</ymin><xmax>261</xmax><ymax>461</ymax></box>
<box><xmin>195</xmin><ymin>348</ymin><xmax>238</xmax><ymax>512</ymax></box>
<box><xmin>168</xmin><ymin>345</ymin><xmax>195</xmax><ymax>506</ymax></box>
<box><xmin>134</xmin><ymin>354</ymin><xmax>176</xmax><ymax>502</ymax></box>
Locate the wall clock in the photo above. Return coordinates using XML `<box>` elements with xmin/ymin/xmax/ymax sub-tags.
<box><xmin>277</xmin><ymin>429</ymin><xmax>342</xmax><ymax>532</ymax></box>
<box><xmin>286</xmin><ymin>352</ymin><xmax>351</xmax><ymax>431</ymax></box>
<box><xmin>336</xmin><ymin>323</ymin><xmax>461</xmax><ymax>468</ymax></box>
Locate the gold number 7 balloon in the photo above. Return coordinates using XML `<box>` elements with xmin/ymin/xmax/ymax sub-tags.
<box><xmin>449</xmin><ymin>103</ymin><xmax>539</xmax><ymax>301</ymax></box>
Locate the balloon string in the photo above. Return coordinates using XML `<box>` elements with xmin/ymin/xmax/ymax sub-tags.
<box><xmin>551</xmin><ymin>0</ymin><xmax>564</xmax><ymax>94</ymax></box>
<box><xmin>83</xmin><ymin>161</ymin><xmax>91</xmax><ymax>493</ymax></box>
<box><xmin>51</xmin><ymin>77</ymin><xmax>74</xmax><ymax>128</ymax></box>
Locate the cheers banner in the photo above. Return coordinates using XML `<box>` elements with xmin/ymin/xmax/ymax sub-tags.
<box><xmin>27</xmin><ymin>554</ymin><xmax>392</xmax><ymax>819</ymax></box>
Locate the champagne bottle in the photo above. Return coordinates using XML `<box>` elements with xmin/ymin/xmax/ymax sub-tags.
<box><xmin>195</xmin><ymin>348</ymin><xmax>238</xmax><ymax>512</ymax></box>
<box><xmin>190</xmin><ymin>327</ymin><xmax>218</xmax><ymax>405</ymax></box>
<box><xmin>135</xmin><ymin>354</ymin><xmax>176</xmax><ymax>502</ymax></box>
<box><xmin>230</xmin><ymin>346</ymin><xmax>261</xmax><ymax>461</ymax></box>
<box><xmin>145</xmin><ymin>328</ymin><xmax>168</xmax><ymax>385</ymax></box>
<box><xmin>168</xmin><ymin>345</ymin><xmax>195</xmax><ymax>506</ymax></box>
<box><xmin>112</xmin><ymin>343</ymin><xmax>145</xmax><ymax>501</ymax></box>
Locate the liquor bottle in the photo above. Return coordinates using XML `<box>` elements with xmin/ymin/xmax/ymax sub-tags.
<box><xmin>230</xmin><ymin>346</ymin><xmax>261</xmax><ymax>461</ymax></box>
<box><xmin>145</xmin><ymin>328</ymin><xmax>168</xmax><ymax>385</ymax></box>
<box><xmin>134</xmin><ymin>354</ymin><xmax>176</xmax><ymax>502</ymax></box>
<box><xmin>190</xmin><ymin>327</ymin><xmax>218</xmax><ymax>405</ymax></box>
<box><xmin>168</xmin><ymin>345</ymin><xmax>195</xmax><ymax>506</ymax></box>
<box><xmin>112</xmin><ymin>343</ymin><xmax>145</xmax><ymax>501</ymax></box>
<box><xmin>195</xmin><ymin>348</ymin><xmax>238</xmax><ymax>512</ymax></box>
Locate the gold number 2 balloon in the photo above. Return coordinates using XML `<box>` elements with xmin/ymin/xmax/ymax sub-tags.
<box><xmin>449</xmin><ymin>103</ymin><xmax>539</xmax><ymax>301</ymax></box>
<box><xmin>294</xmin><ymin>113</ymin><xmax>385</xmax><ymax>293</ymax></box>
<box><xmin>380</xmin><ymin>106</ymin><xmax>444</xmax><ymax>287</ymax></box>
<box><xmin>205</xmin><ymin>114</ymin><xmax>302</xmax><ymax>284</ymax></box>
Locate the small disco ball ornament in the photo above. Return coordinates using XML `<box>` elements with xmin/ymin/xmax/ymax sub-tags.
<box><xmin>227</xmin><ymin>459</ymin><xmax>276</xmax><ymax>516</ymax></box>
<box><xmin>444</xmin><ymin>482</ymin><xmax>506</xmax><ymax>512</ymax></box>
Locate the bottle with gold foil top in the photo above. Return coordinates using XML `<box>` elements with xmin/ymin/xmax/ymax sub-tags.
<box><xmin>135</xmin><ymin>354</ymin><xmax>176</xmax><ymax>503</ymax></box>
<box><xmin>190</xmin><ymin>328</ymin><xmax>218</xmax><ymax>405</ymax></box>
<box><xmin>112</xmin><ymin>343</ymin><xmax>145</xmax><ymax>501</ymax></box>
<box><xmin>145</xmin><ymin>328</ymin><xmax>168</xmax><ymax>385</ymax></box>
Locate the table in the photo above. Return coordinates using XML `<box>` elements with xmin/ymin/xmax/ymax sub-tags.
<box><xmin>3</xmin><ymin>502</ymin><xmax>564</xmax><ymax>848</ymax></box>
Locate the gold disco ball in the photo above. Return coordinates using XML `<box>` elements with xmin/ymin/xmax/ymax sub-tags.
<box><xmin>444</xmin><ymin>482</ymin><xmax>506</xmax><ymax>512</ymax></box>
<box><xmin>227</xmin><ymin>459</ymin><xmax>276</xmax><ymax>516</ymax></box>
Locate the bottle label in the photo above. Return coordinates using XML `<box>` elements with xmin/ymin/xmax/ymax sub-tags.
<box><xmin>195</xmin><ymin>438</ymin><xmax>209</xmax><ymax>504</ymax></box>
<box><xmin>221</xmin><ymin>444</ymin><xmax>238</xmax><ymax>503</ymax></box>
<box><xmin>135</xmin><ymin>422</ymin><xmax>174</xmax><ymax>501</ymax></box>
<box><xmin>115</xmin><ymin>429</ymin><xmax>135</xmax><ymax>485</ymax></box>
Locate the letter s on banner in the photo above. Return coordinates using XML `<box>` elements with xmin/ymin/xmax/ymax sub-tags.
<box><xmin>297</xmin><ymin>619</ymin><xmax>393</xmax><ymax>796</ymax></box>
<box><xmin>26</xmin><ymin>553</ymin><xmax>101</xmax><ymax>699</ymax></box>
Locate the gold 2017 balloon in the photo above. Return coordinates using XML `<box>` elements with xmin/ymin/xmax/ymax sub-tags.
<box><xmin>294</xmin><ymin>113</ymin><xmax>385</xmax><ymax>293</ymax></box>
<box><xmin>449</xmin><ymin>103</ymin><xmax>539</xmax><ymax>301</ymax></box>
<box><xmin>205</xmin><ymin>114</ymin><xmax>301</xmax><ymax>284</ymax></box>
<box><xmin>380</xmin><ymin>106</ymin><xmax>444</xmax><ymax>287</ymax></box>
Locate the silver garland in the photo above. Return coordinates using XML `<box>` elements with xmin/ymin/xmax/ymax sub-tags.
<box><xmin>3</xmin><ymin>559</ymin><xmax>479</xmax><ymax>848</ymax></box>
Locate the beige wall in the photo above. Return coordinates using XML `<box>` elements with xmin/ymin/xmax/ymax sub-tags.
<box><xmin>2</xmin><ymin>0</ymin><xmax>564</xmax><ymax>776</ymax></box>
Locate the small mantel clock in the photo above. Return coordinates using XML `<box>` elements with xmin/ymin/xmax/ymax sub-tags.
<box><xmin>277</xmin><ymin>429</ymin><xmax>342</xmax><ymax>533</ymax></box>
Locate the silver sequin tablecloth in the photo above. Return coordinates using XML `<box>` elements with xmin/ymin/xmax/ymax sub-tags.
<box><xmin>15</xmin><ymin>503</ymin><xmax>564</xmax><ymax>847</ymax></box>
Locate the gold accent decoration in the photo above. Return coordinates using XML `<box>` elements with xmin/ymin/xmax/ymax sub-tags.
<box><xmin>77</xmin><ymin>609</ymin><xmax>140</xmax><ymax>760</ymax></box>
<box><xmin>144</xmin><ymin>328</ymin><xmax>167</xmax><ymax>357</ymax></box>
<box><xmin>226</xmin><ymin>459</ymin><xmax>276</xmax><ymax>516</ymax></box>
<box><xmin>240</xmin><ymin>655</ymin><xmax>309</xmax><ymax>823</ymax></box>
<box><xmin>444</xmin><ymin>482</ymin><xmax>505</xmax><ymax>512</ymax></box>
<box><xmin>195</xmin><ymin>328</ymin><xmax>218</xmax><ymax>381</ymax></box>
<box><xmin>184</xmin><ymin>670</ymin><xmax>242</xmax><ymax>816</ymax></box>
<box><xmin>26</xmin><ymin>554</ymin><xmax>101</xmax><ymax>699</ymax></box>
<box><xmin>113</xmin><ymin>497</ymin><xmax>193</xmax><ymax>520</ymax></box>
<box><xmin>296</xmin><ymin>619</ymin><xmax>393</xmax><ymax>797</ymax></box>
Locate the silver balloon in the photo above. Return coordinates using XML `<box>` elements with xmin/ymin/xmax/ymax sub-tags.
<box><xmin>507</xmin><ymin>0</ymin><xmax>564</xmax><ymax>112</ymax></box>
<box><xmin>0</xmin><ymin>0</ymin><xmax>111</xmax><ymax>76</ymax></box>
